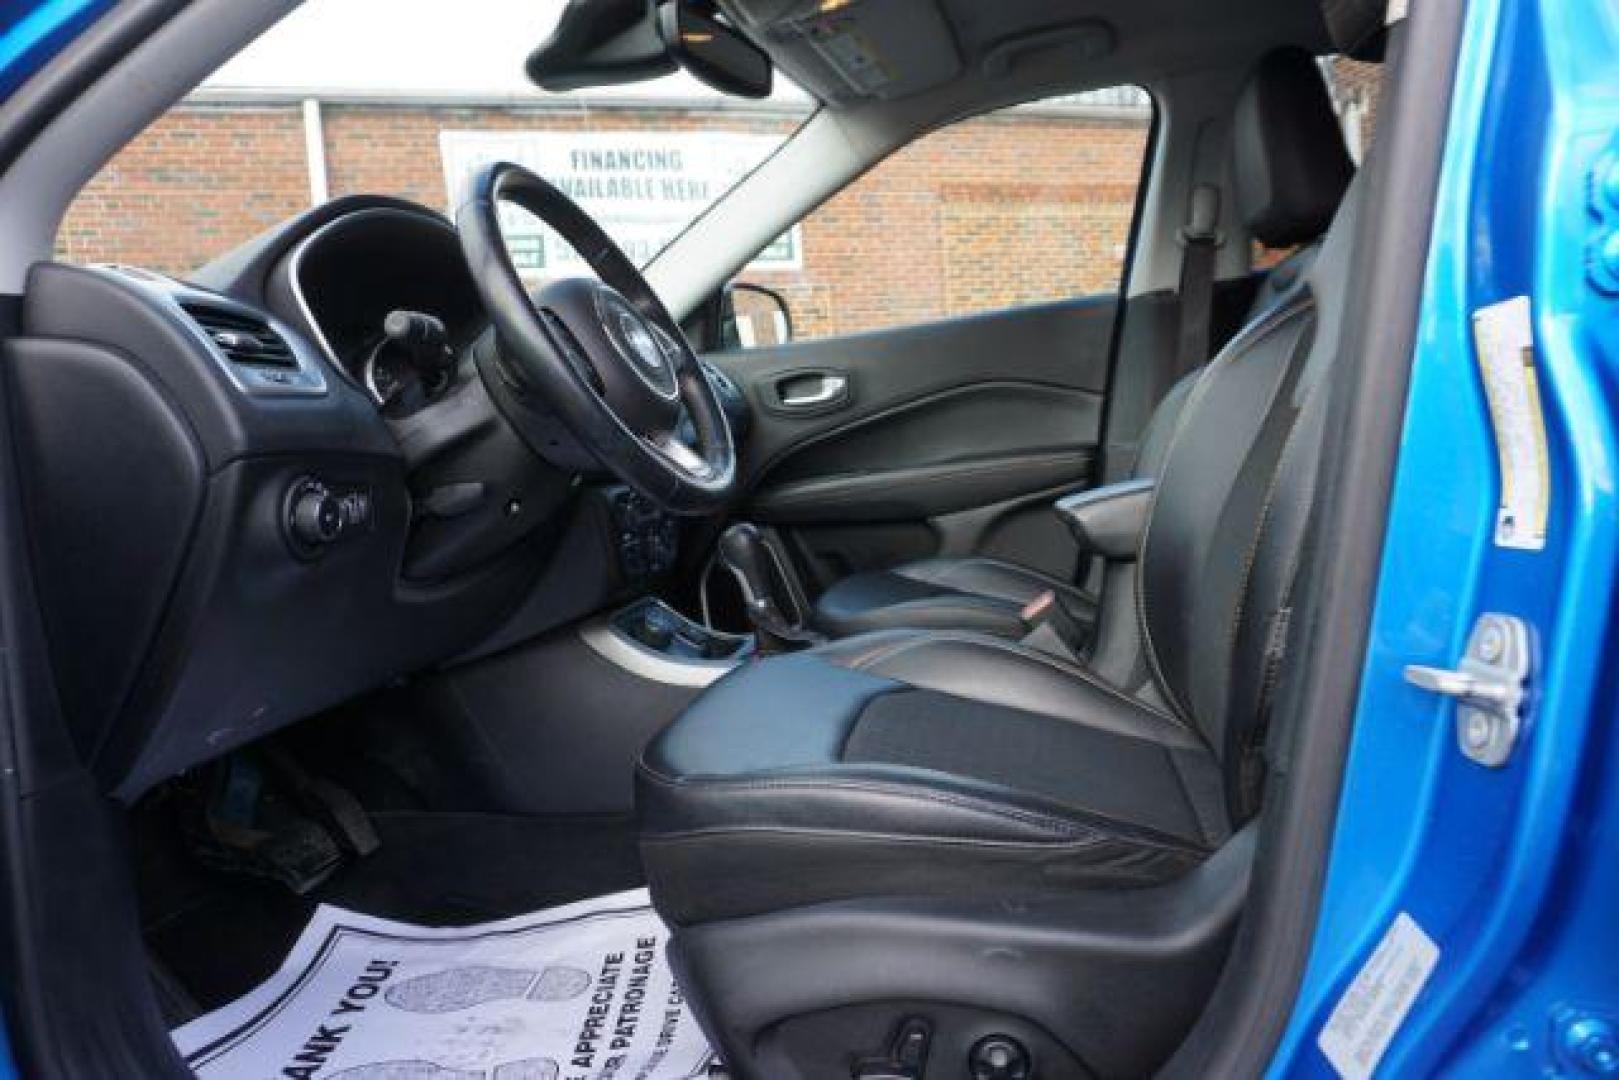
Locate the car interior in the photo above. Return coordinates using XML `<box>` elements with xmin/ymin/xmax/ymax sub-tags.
<box><xmin>0</xmin><ymin>0</ymin><xmax>1425</xmax><ymax>1075</ymax></box>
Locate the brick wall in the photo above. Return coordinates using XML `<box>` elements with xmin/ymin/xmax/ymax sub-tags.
<box><xmin>58</xmin><ymin>60</ymin><xmax>1378</xmax><ymax>343</ymax></box>
<box><xmin>58</xmin><ymin>106</ymin><xmax>310</xmax><ymax>273</ymax></box>
<box><xmin>57</xmin><ymin>101</ymin><xmax>1149</xmax><ymax>341</ymax></box>
<box><xmin>1328</xmin><ymin>59</ymin><xmax>1382</xmax><ymax>160</ymax></box>
<box><xmin>740</xmin><ymin>112</ymin><xmax>1148</xmax><ymax>338</ymax></box>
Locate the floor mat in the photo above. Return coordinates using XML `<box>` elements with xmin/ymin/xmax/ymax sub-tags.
<box><xmin>322</xmin><ymin>812</ymin><xmax>646</xmax><ymax>924</ymax></box>
<box><xmin>172</xmin><ymin>889</ymin><xmax>717</xmax><ymax>1080</ymax></box>
<box><xmin>141</xmin><ymin>810</ymin><xmax>645</xmax><ymax>1015</ymax></box>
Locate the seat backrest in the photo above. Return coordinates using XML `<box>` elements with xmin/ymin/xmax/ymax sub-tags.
<box><xmin>1138</xmin><ymin>167</ymin><xmax>1360</xmax><ymax>814</ymax></box>
<box><xmin>1086</xmin><ymin>49</ymin><xmax>1353</xmax><ymax>699</ymax></box>
<box><xmin>1132</xmin><ymin>48</ymin><xmax>1352</xmax><ymax>481</ymax></box>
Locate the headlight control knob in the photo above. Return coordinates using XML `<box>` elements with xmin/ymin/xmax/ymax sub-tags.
<box><xmin>287</xmin><ymin>481</ymin><xmax>344</xmax><ymax>550</ymax></box>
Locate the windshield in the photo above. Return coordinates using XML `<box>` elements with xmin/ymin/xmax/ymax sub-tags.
<box><xmin>57</xmin><ymin>0</ymin><xmax>812</xmax><ymax>276</ymax></box>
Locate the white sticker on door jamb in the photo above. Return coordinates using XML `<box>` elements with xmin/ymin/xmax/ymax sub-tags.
<box><xmin>1316</xmin><ymin>911</ymin><xmax>1440</xmax><ymax>1080</ymax></box>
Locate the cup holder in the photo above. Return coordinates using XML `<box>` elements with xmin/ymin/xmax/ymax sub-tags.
<box><xmin>582</xmin><ymin>598</ymin><xmax>752</xmax><ymax>687</ymax></box>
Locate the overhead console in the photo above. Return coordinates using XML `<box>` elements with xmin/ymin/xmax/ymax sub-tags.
<box><xmin>719</xmin><ymin>0</ymin><xmax>1128</xmax><ymax>104</ymax></box>
<box><xmin>720</xmin><ymin>0</ymin><xmax>962</xmax><ymax>103</ymax></box>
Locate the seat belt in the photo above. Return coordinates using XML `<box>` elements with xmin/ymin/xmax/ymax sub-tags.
<box><xmin>1173</xmin><ymin>181</ymin><xmax>1222</xmax><ymax>382</ymax></box>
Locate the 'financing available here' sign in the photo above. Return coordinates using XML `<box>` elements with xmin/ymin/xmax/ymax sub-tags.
<box><xmin>440</xmin><ymin>130</ymin><xmax>799</xmax><ymax>277</ymax></box>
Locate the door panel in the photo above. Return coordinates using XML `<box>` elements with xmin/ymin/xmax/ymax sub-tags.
<box><xmin>751</xmin><ymin>444</ymin><xmax>1094</xmax><ymax>523</ymax></box>
<box><xmin>705</xmin><ymin>292</ymin><xmax>1117</xmax><ymax>588</ymax></box>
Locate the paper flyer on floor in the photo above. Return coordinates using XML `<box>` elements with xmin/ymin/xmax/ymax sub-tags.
<box><xmin>172</xmin><ymin>889</ymin><xmax>718</xmax><ymax>1080</ymax></box>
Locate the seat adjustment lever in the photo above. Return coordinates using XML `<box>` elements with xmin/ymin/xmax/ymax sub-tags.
<box><xmin>852</xmin><ymin>1017</ymin><xmax>931</xmax><ymax>1080</ymax></box>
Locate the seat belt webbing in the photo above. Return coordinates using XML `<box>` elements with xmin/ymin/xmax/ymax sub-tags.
<box><xmin>1173</xmin><ymin>182</ymin><xmax>1222</xmax><ymax>383</ymax></box>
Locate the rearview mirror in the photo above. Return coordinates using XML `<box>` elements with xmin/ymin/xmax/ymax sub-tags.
<box><xmin>655</xmin><ymin>2</ymin><xmax>773</xmax><ymax>99</ymax></box>
<box><xmin>526</xmin><ymin>0</ymin><xmax>677</xmax><ymax>93</ymax></box>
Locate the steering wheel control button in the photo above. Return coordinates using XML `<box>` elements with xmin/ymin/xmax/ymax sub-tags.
<box><xmin>969</xmin><ymin>1035</ymin><xmax>1032</xmax><ymax>1080</ymax></box>
<box><xmin>284</xmin><ymin>478</ymin><xmax>373</xmax><ymax>558</ymax></box>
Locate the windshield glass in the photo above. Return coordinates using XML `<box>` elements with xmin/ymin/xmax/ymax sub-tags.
<box><xmin>57</xmin><ymin>0</ymin><xmax>812</xmax><ymax>276</ymax></box>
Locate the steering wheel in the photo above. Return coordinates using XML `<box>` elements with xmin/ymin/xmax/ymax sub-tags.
<box><xmin>456</xmin><ymin>161</ymin><xmax>736</xmax><ymax>514</ymax></box>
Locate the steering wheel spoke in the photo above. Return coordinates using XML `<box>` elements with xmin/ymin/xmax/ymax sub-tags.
<box><xmin>645</xmin><ymin>429</ymin><xmax>715</xmax><ymax>480</ymax></box>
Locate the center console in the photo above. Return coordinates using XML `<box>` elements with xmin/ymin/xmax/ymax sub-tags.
<box><xmin>608</xmin><ymin>486</ymin><xmax>681</xmax><ymax>583</ymax></box>
<box><xmin>581</xmin><ymin>597</ymin><xmax>752</xmax><ymax>688</ymax></box>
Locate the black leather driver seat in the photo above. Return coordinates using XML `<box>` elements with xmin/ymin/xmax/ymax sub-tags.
<box><xmin>639</xmin><ymin>186</ymin><xmax>1357</xmax><ymax>1078</ymax></box>
<box><xmin>811</xmin><ymin>47</ymin><xmax>1353</xmax><ymax>642</ymax></box>
<box><xmin>637</xmin><ymin>46</ymin><xmax>1369</xmax><ymax>1079</ymax></box>
<box><xmin>638</xmin><ymin>630</ymin><xmax>1227</xmax><ymax>924</ymax></box>
<box><xmin>639</xmin><ymin>184</ymin><xmax>1351</xmax><ymax>913</ymax></box>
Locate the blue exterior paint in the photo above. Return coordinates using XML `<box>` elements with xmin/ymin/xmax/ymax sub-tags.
<box><xmin>0</xmin><ymin>0</ymin><xmax>1611</xmax><ymax>1076</ymax></box>
<box><xmin>1272</xmin><ymin>0</ymin><xmax>1619</xmax><ymax>1075</ymax></box>
<box><xmin>0</xmin><ymin>5</ymin><xmax>114</xmax><ymax>1077</ymax></box>
<box><xmin>0</xmin><ymin>0</ymin><xmax>110</xmax><ymax>98</ymax></box>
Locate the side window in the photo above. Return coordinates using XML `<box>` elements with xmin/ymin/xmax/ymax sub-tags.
<box><xmin>728</xmin><ymin>87</ymin><xmax>1152</xmax><ymax>347</ymax></box>
<box><xmin>1327</xmin><ymin>57</ymin><xmax>1382</xmax><ymax>165</ymax></box>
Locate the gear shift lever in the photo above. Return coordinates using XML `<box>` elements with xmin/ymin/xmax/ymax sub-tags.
<box><xmin>717</xmin><ymin>524</ymin><xmax>819</xmax><ymax>654</ymax></box>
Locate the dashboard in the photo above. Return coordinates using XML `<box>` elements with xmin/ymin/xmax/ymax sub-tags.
<box><xmin>283</xmin><ymin>206</ymin><xmax>484</xmax><ymax>408</ymax></box>
<box><xmin>7</xmin><ymin>194</ymin><xmax>729</xmax><ymax>801</ymax></box>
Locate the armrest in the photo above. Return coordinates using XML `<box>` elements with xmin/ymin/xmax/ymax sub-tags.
<box><xmin>1054</xmin><ymin>478</ymin><xmax>1156</xmax><ymax>561</ymax></box>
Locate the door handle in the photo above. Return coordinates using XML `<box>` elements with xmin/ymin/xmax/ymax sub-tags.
<box><xmin>780</xmin><ymin>375</ymin><xmax>845</xmax><ymax>406</ymax></box>
<box><xmin>772</xmin><ymin>371</ymin><xmax>849</xmax><ymax>412</ymax></box>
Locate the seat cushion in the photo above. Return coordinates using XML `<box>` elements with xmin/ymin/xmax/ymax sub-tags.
<box><xmin>637</xmin><ymin>631</ymin><xmax>1228</xmax><ymax>924</ymax></box>
<box><xmin>811</xmin><ymin>556</ymin><xmax>1095</xmax><ymax>639</ymax></box>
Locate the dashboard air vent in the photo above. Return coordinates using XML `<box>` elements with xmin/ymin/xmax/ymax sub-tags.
<box><xmin>182</xmin><ymin>303</ymin><xmax>296</xmax><ymax>369</ymax></box>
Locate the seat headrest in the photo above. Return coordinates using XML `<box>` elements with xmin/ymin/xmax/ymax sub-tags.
<box><xmin>1233</xmin><ymin>48</ymin><xmax>1355</xmax><ymax>249</ymax></box>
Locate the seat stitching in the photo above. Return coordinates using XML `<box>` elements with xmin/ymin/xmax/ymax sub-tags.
<box><xmin>879</xmin><ymin>596</ymin><xmax>1020</xmax><ymax>617</ymax></box>
<box><xmin>638</xmin><ymin>760</ymin><xmax>1089</xmax><ymax>837</ymax></box>
<box><xmin>1134</xmin><ymin>293</ymin><xmax>1318</xmax><ymax>733</ymax></box>
<box><xmin>636</xmin><ymin>759</ymin><xmax>1209</xmax><ymax>852</ymax></box>
<box><xmin>1222</xmin><ymin>389</ymin><xmax>1315</xmax><ymax>707</ymax></box>
<box><xmin>1134</xmin><ymin>304</ymin><xmax>1315</xmax><ymax>723</ymax></box>
<box><xmin>1134</xmin><ymin>363</ymin><xmax>1223</xmax><ymax>728</ymax></box>
<box><xmin>825</xmin><ymin>596</ymin><xmax>1026</xmax><ymax>638</ymax></box>
<box><xmin>833</xmin><ymin>633</ymin><xmax>945</xmax><ymax>673</ymax></box>
<box><xmin>837</xmin><ymin>630</ymin><xmax>1184</xmax><ymax>730</ymax></box>
<box><xmin>895</xmin><ymin>557</ymin><xmax>1083</xmax><ymax>602</ymax></box>
<box><xmin>640</xmin><ymin>824</ymin><xmax>1209</xmax><ymax>859</ymax></box>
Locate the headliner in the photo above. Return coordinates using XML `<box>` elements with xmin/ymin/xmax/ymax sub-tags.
<box><xmin>723</xmin><ymin>0</ymin><xmax>1331</xmax><ymax>106</ymax></box>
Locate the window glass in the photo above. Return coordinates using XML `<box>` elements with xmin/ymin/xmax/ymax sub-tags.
<box><xmin>730</xmin><ymin>87</ymin><xmax>1152</xmax><ymax>344</ymax></box>
<box><xmin>1326</xmin><ymin>57</ymin><xmax>1382</xmax><ymax>165</ymax></box>
<box><xmin>56</xmin><ymin>0</ymin><xmax>812</xmax><ymax>277</ymax></box>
